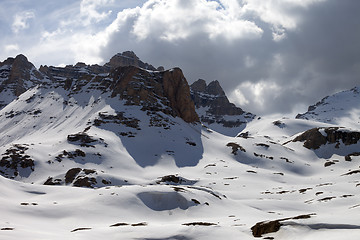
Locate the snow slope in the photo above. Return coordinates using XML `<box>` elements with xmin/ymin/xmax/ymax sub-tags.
<box><xmin>1</xmin><ymin>104</ymin><xmax>360</xmax><ymax>239</ymax></box>
<box><xmin>297</xmin><ymin>86</ymin><xmax>360</xmax><ymax>129</ymax></box>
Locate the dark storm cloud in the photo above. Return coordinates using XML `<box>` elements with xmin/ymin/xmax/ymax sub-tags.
<box><xmin>264</xmin><ymin>0</ymin><xmax>360</xmax><ymax>114</ymax></box>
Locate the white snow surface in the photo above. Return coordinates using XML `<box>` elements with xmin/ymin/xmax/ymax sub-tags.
<box><xmin>297</xmin><ymin>86</ymin><xmax>360</xmax><ymax>130</ymax></box>
<box><xmin>1</xmin><ymin>86</ymin><xmax>360</xmax><ymax>240</ymax></box>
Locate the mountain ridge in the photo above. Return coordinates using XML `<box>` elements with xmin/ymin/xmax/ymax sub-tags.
<box><xmin>296</xmin><ymin>86</ymin><xmax>360</xmax><ymax>129</ymax></box>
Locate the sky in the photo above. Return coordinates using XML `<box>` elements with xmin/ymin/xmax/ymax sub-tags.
<box><xmin>1</xmin><ymin>0</ymin><xmax>359</xmax><ymax>116</ymax></box>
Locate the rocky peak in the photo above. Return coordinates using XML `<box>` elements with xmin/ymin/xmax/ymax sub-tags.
<box><xmin>0</xmin><ymin>54</ymin><xmax>45</xmax><ymax>109</ymax></box>
<box><xmin>190</xmin><ymin>79</ymin><xmax>245</xmax><ymax>116</ymax></box>
<box><xmin>190</xmin><ymin>79</ymin><xmax>255</xmax><ymax>136</ymax></box>
<box><xmin>105</xmin><ymin>51</ymin><xmax>162</xmax><ymax>71</ymax></box>
<box><xmin>109</xmin><ymin>66</ymin><xmax>199</xmax><ymax>123</ymax></box>
<box><xmin>190</xmin><ymin>79</ymin><xmax>207</xmax><ymax>92</ymax></box>
<box><xmin>1</xmin><ymin>54</ymin><xmax>36</xmax><ymax>89</ymax></box>
<box><xmin>37</xmin><ymin>51</ymin><xmax>198</xmax><ymax>123</ymax></box>
<box><xmin>206</xmin><ymin>80</ymin><xmax>225</xmax><ymax>96</ymax></box>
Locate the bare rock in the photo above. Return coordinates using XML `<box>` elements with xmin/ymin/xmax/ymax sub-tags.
<box><xmin>109</xmin><ymin>66</ymin><xmax>199</xmax><ymax>123</ymax></box>
<box><xmin>190</xmin><ymin>79</ymin><xmax>254</xmax><ymax>131</ymax></box>
<box><xmin>73</xmin><ymin>176</ymin><xmax>97</xmax><ymax>188</ymax></box>
<box><xmin>0</xmin><ymin>54</ymin><xmax>45</xmax><ymax>109</ymax></box>
<box><xmin>251</xmin><ymin>214</ymin><xmax>314</xmax><ymax>238</ymax></box>
<box><xmin>65</xmin><ymin>168</ymin><xmax>82</xmax><ymax>184</ymax></box>
<box><xmin>293</xmin><ymin>128</ymin><xmax>327</xmax><ymax>149</ymax></box>
<box><xmin>293</xmin><ymin>127</ymin><xmax>360</xmax><ymax>149</ymax></box>
<box><xmin>162</xmin><ymin>68</ymin><xmax>199</xmax><ymax>123</ymax></box>
<box><xmin>251</xmin><ymin>220</ymin><xmax>281</xmax><ymax>238</ymax></box>
<box><xmin>105</xmin><ymin>51</ymin><xmax>157</xmax><ymax>71</ymax></box>
<box><xmin>0</xmin><ymin>144</ymin><xmax>34</xmax><ymax>179</ymax></box>
<box><xmin>226</xmin><ymin>142</ymin><xmax>246</xmax><ymax>155</ymax></box>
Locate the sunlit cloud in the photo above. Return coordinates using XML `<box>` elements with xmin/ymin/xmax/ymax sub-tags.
<box><xmin>12</xmin><ymin>11</ymin><xmax>35</xmax><ymax>33</ymax></box>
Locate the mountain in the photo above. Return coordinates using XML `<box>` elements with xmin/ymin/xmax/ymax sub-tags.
<box><xmin>104</xmin><ymin>51</ymin><xmax>164</xmax><ymax>71</ymax></box>
<box><xmin>190</xmin><ymin>79</ymin><xmax>255</xmax><ymax>136</ymax></box>
<box><xmin>0</xmin><ymin>54</ymin><xmax>48</xmax><ymax>109</ymax></box>
<box><xmin>296</xmin><ymin>86</ymin><xmax>360</xmax><ymax>129</ymax></box>
<box><xmin>1</xmin><ymin>53</ymin><xmax>360</xmax><ymax>240</ymax></box>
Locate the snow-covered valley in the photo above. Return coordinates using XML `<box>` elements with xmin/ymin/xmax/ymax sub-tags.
<box><xmin>1</xmin><ymin>53</ymin><xmax>360</xmax><ymax>240</ymax></box>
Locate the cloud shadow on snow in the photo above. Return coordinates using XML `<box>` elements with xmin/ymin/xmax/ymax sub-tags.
<box><xmin>283</xmin><ymin>222</ymin><xmax>360</xmax><ymax>230</ymax></box>
<box><xmin>117</xmin><ymin>123</ymin><xmax>204</xmax><ymax>168</ymax></box>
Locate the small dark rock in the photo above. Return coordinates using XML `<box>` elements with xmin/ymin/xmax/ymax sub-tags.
<box><xmin>191</xmin><ymin>199</ymin><xmax>200</xmax><ymax>204</ymax></box>
<box><xmin>182</xmin><ymin>222</ymin><xmax>217</xmax><ymax>226</ymax></box>
<box><xmin>73</xmin><ymin>177</ymin><xmax>97</xmax><ymax>188</ymax></box>
<box><xmin>226</xmin><ymin>142</ymin><xmax>246</xmax><ymax>155</ymax></box>
<box><xmin>160</xmin><ymin>175</ymin><xmax>180</xmax><ymax>183</ymax></box>
<box><xmin>71</xmin><ymin>227</ymin><xmax>92</xmax><ymax>232</ymax></box>
<box><xmin>65</xmin><ymin>168</ymin><xmax>82</xmax><ymax>184</ymax></box>
<box><xmin>110</xmin><ymin>223</ymin><xmax>129</xmax><ymax>227</ymax></box>
<box><xmin>251</xmin><ymin>220</ymin><xmax>281</xmax><ymax>237</ymax></box>
<box><xmin>324</xmin><ymin>161</ymin><xmax>335</xmax><ymax>167</ymax></box>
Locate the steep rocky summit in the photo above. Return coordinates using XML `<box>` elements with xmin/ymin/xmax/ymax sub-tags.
<box><xmin>109</xmin><ymin>66</ymin><xmax>199</xmax><ymax>123</ymax></box>
<box><xmin>0</xmin><ymin>54</ymin><xmax>46</xmax><ymax>109</ymax></box>
<box><xmin>38</xmin><ymin>53</ymin><xmax>199</xmax><ymax>124</ymax></box>
<box><xmin>190</xmin><ymin>79</ymin><xmax>254</xmax><ymax>135</ymax></box>
<box><xmin>104</xmin><ymin>51</ymin><xmax>164</xmax><ymax>71</ymax></box>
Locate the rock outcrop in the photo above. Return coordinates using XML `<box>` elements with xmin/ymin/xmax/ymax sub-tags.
<box><xmin>40</xmin><ymin>53</ymin><xmax>199</xmax><ymax>123</ymax></box>
<box><xmin>251</xmin><ymin>214</ymin><xmax>314</xmax><ymax>238</ymax></box>
<box><xmin>190</xmin><ymin>79</ymin><xmax>254</xmax><ymax>135</ymax></box>
<box><xmin>292</xmin><ymin>127</ymin><xmax>360</xmax><ymax>149</ymax></box>
<box><xmin>0</xmin><ymin>54</ymin><xmax>45</xmax><ymax>109</ymax></box>
<box><xmin>104</xmin><ymin>51</ymin><xmax>163</xmax><ymax>71</ymax></box>
<box><xmin>110</xmin><ymin>66</ymin><xmax>199</xmax><ymax>123</ymax></box>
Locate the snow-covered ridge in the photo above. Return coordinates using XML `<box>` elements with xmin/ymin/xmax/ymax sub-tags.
<box><xmin>297</xmin><ymin>86</ymin><xmax>360</xmax><ymax>129</ymax></box>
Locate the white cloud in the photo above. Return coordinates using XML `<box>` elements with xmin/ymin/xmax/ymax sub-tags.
<box><xmin>229</xmin><ymin>81</ymin><xmax>282</xmax><ymax>112</ymax></box>
<box><xmin>125</xmin><ymin>0</ymin><xmax>263</xmax><ymax>42</ymax></box>
<box><xmin>4</xmin><ymin>44</ymin><xmax>19</xmax><ymax>53</ymax></box>
<box><xmin>230</xmin><ymin>88</ymin><xmax>249</xmax><ymax>106</ymax></box>
<box><xmin>80</xmin><ymin>0</ymin><xmax>114</xmax><ymax>25</ymax></box>
<box><xmin>12</xmin><ymin>11</ymin><xmax>35</xmax><ymax>33</ymax></box>
<box><xmin>241</xmin><ymin>0</ymin><xmax>327</xmax><ymax>39</ymax></box>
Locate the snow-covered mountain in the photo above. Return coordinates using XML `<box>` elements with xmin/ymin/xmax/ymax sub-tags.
<box><xmin>1</xmin><ymin>53</ymin><xmax>360</xmax><ymax>240</ymax></box>
<box><xmin>296</xmin><ymin>86</ymin><xmax>360</xmax><ymax>129</ymax></box>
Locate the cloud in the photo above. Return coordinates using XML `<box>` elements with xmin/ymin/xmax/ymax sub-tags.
<box><xmin>80</xmin><ymin>0</ymin><xmax>114</xmax><ymax>25</ymax></box>
<box><xmin>132</xmin><ymin>0</ymin><xmax>264</xmax><ymax>42</ymax></box>
<box><xmin>4</xmin><ymin>44</ymin><xmax>19</xmax><ymax>53</ymax></box>
<box><xmin>12</xmin><ymin>11</ymin><xmax>35</xmax><ymax>33</ymax></box>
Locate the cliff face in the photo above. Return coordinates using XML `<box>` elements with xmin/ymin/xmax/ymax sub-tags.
<box><xmin>0</xmin><ymin>54</ymin><xmax>45</xmax><ymax>109</ymax></box>
<box><xmin>190</xmin><ymin>79</ymin><xmax>254</xmax><ymax>135</ymax></box>
<box><xmin>40</xmin><ymin>53</ymin><xmax>199</xmax><ymax>124</ymax></box>
<box><xmin>110</xmin><ymin>66</ymin><xmax>198</xmax><ymax>123</ymax></box>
